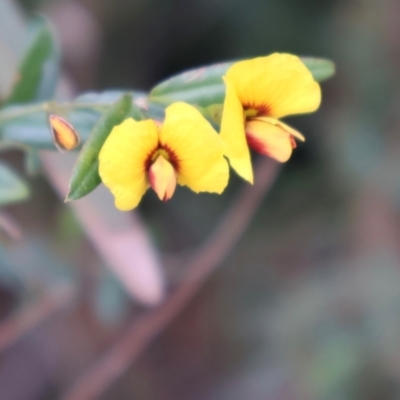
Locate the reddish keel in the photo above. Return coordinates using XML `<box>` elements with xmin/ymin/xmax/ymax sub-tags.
<box><xmin>148</xmin><ymin>155</ymin><xmax>177</xmax><ymax>201</ymax></box>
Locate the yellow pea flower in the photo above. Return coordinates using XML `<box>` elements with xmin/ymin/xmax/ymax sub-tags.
<box><xmin>220</xmin><ymin>53</ymin><xmax>321</xmax><ymax>183</ymax></box>
<box><xmin>99</xmin><ymin>102</ymin><xmax>229</xmax><ymax>211</ymax></box>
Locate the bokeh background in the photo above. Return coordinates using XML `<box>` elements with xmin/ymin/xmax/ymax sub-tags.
<box><xmin>1</xmin><ymin>0</ymin><xmax>400</xmax><ymax>399</ymax></box>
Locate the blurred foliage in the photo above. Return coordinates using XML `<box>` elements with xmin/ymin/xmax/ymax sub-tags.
<box><xmin>4</xmin><ymin>15</ymin><xmax>59</xmax><ymax>105</ymax></box>
<box><xmin>1</xmin><ymin>1</ymin><xmax>400</xmax><ymax>400</ymax></box>
<box><xmin>0</xmin><ymin>161</ymin><xmax>29</xmax><ymax>206</ymax></box>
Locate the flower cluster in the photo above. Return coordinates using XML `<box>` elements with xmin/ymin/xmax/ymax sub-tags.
<box><xmin>99</xmin><ymin>53</ymin><xmax>321</xmax><ymax>211</ymax></box>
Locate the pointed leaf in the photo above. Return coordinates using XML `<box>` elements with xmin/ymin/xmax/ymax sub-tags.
<box><xmin>150</xmin><ymin>63</ymin><xmax>229</xmax><ymax>107</ymax></box>
<box><xmin>5</xmin><ymin>16</ymin><xmax>60</xmax><ymax>105</ymax></box>
<box><xmin>66</xmin><ymin>93</ymin><xmax>136</xmax><ymax>201</ymax></box>
<box><xmin>149</xmin><ymin>57</ymin><xmax>335</xmax><ymax>107</ymax></box>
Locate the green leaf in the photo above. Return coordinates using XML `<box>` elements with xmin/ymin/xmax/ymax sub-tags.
<box><xmin>149</xmin><ymin>57</ymin><xmax>336</xmax><ymax>107</ymax></box>
<box><xmin>0</xmin><ymin>91</ymin><xmax>164</xmax><ymax>149</ymax></box>
<box><xmin>74</xmin><ymin>90</ymin><xmax>165</xmax><ymax>121</ymax></box>
<box><xmin>0</xmin><ymin>162</ymin><xmax>29</xmax><ymax>206</ymax></box>
<box><xmin>150</xmin><ymin>63</ymin><xmax>229</xmax><ymax>107</ymax></box>
<box><xmin>5</xmin><ymin>16</ymin><xmax>60</xmax><ymax>105</ymax></box>
<box><xmin>301</xmin><ymin>57</ymin><xmax>336</xmax><ymax>83</ymax></box>
<box><xmin>66</xmin><ymin>93</ymin><xmax>135</xmax><ymax>201</ymax></box>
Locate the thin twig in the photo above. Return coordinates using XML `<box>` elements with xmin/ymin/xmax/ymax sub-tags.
<box><xmin>0</xmin><ymin>283</ymin><xmax>76</xmax><ymax>353</ymax></box>
<box><xmin>60</xmin><ymin>158</ymin><xmax>280</xmax><ymax>400</ymax></box>
<box><xmin>0</xmin><ymin>102</ymin><xmax>111</xmax><ymax>123</ymax></box>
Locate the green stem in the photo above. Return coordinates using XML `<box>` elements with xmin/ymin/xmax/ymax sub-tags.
<box><xmin>0</xmin><ymin>102</ymin><xmax>110</xmax><ymax>123</ymax></box>
<box><xmin>0</xmin><ymin>103</ymin><xmax>48</xmax><ymax>121</ymax></box>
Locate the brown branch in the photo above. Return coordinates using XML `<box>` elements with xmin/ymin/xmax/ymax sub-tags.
<box><xmin>60</xmin><ymin>158</ymin><xmax>280</xmax><ymax>400</ymax></box>
<box><xmin>0</xmin><ymin>283</ymin><xmax>76</xmax><ymax>353</ymax></box>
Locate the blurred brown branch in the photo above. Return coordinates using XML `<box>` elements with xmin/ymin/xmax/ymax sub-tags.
<box><xmin>0</xmin><ymin>283</ymin><xmax>75</xmax><ymax>353</ymax></box>
<box><xmin>60</xmin><ymin>158</ymin><xmax>280</xmax><ymax>400</ymax></box>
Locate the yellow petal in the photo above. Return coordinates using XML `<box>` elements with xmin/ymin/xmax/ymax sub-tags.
<box><xmin>245</xmin><ymin>117</ymin><xmax>303</xmax><ymax>163</ymax></box>
<box><xmin>148</xmin><ymin>155</ymin><xmax>177</xmax><ymax>201</ymax></box>
<box><xmin>159</xmin><ymin>102</ymin><xmax>229</xmax><ymax>194</ymax></box>
<box><xmin>98</xmin><ymin>118</ymin><xmax>158</xmax><ymax>211</ymax></box>
<box><xmin>220</xmin><ymin>79</ymin><xmax>253</xmax><ymax>183</ymax></box>
<box><xmin>225</xmin><ymin>53</ymin><xmax>321</xmax><ymax>119</ymax></box>
<box><xmin>178</xmin><ymin>156</ymin><xmax>229</xmax><ymax>194</ymax></box>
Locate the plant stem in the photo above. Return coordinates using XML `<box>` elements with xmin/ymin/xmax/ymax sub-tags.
<box><xmin>0</xmin><ymin>102</ymin><xmax>110</xmax><ymax>123</ymax></box>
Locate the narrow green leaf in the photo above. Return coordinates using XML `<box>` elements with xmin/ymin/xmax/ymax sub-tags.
<box><xmin>75</xmin><ymin>90</ymin><xmax>165</xmax><ymax>121</ymax></box>
<box><xmin>149</xmin><ymin>57</ymin><xmax>336</xmax><ymax>107</ymax></box>
<box><xmin>66</xmin><ymin>93</ymin><xmax>135</xmax><ymax>201</ymax></box>
<box><xmin>5</xmin><ymin>16</ymin><xmax>60</xmax><ymax>105</ymax></box>
<box><xmin>0</xmin><ymin>162</ymin><xmax>29</xmax><ymax>206</ymax></box>
<box><xmin>150</xmin><ymin>63</ymin><xmax>229</xmax><ymax>107</ymax></box>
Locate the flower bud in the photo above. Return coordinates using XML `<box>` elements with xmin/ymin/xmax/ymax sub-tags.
<box><xmin>148</xmin><ymin>155</ymin><xmax>177</xmax><ymax>201</ymax></box>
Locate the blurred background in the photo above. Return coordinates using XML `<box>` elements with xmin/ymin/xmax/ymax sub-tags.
<box><xmin>1</xmin><ymin>0</ymin><xmax>400</xmax><ymax>399</ymax></box>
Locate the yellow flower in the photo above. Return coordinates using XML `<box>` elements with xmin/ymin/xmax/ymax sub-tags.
<box><xmin>220</xmin><ymin>53</ymin><xmax>321</xmax><ymax>183</ymax></box>
<box><xmin>99</xmin><ymin>102</ymin><xmax>229</xmax><ymax>211</ymax></box>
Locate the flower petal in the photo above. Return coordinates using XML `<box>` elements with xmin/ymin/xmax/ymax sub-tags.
<box><xmin>178</xmin><ymin>156</ymin><xmax>229</xmax><ymax>194</ymax></box>
<box><xmin>99</xmin><ymin>118</ymin><xmax>158</xmax><ymax>211</ymax></box>
<box><xmin>220</xmin><ymin>79</ymin><xmax>253</xmax><ymax>183</ymax></box>
<box><xmin>148</xmin><ymin>155</ymin><xmax>177</xmax><ymax>201</ymax></box>
<box><xmin>226</xmin><ymin>53</ymin><xmax>321</xmax><ymax>119</ymax></box>
<box><xmin>159</xmin><ymin>102</ymin><xmax>229</xmax><ymax>193</ymax></box>
<box><xmin>245</xmin><ymin>117</ymin><xmax>303</xmax><ymax>162</ymax></box>
<box><xmin>254</xmin><ymin>116</ymin><xmax>305</xmax><ymax>142</ymax></box>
